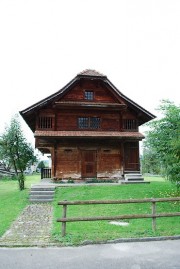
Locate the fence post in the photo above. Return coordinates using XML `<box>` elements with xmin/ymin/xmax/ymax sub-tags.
<box><xmin>152</xmin><ymin>200</ymin><xmax>156</xmax><ymax>231</ymax></box>
<box><xmin>62</xmin><ymin>201</ymin><xmax>67</xmax><ymax>237</ymax></box>
<box><xmin>41</xmin><ymin>168</ymin><xmax>43</xmax><ymax>179</ymax></box>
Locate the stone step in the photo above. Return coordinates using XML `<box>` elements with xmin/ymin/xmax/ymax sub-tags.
<box><xmin>121</xmin><ymin>180</ymin><xmax>150</xmax><ymax>184</ymax></box>
<box><xmin>31</xmin><ymin>187</ymin><xmax>55</xmax><ymax>191</ymax></box>
<box><xmin>124</xmin><ymin>171</ymin><xmax>141</xmax><ymax>174</ymax></box>
<box><xmin>29</xmin><ymin>195</ymin><xmax>54</xmax><ymax>199</ymax></box>
<box><xmin>30</xmin><ymin>191</ymin><xmax>54</xmax><ymax>195</ymax></box>
<box><xmin>29</xmin><ymin>198</ymin><xmax>54</xmax><ymax>203</ymax></box>
<box><xmin>124</xmin><ymin>173</ymin><xmax>144</xmax><ymax>181</ymax></box>
<box><xmin>29</xmin><ymin>184</ymin><xmax>55</xmax><ymax>203</ymax></box>
<box><xmin>124</xmin><ymin>173</ymin><xmax>142</xmax><ymax>178</ymax></box>
<box><xmin>126</xmin><ymin>177</ymin><xmax>144</xmax><ymax>181</ymax></box>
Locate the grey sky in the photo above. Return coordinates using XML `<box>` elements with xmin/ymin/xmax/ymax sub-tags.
<box><xmin>0</xmin><ymin>0</ymin><xmax>180</xmax><ymax>144</ymax></box>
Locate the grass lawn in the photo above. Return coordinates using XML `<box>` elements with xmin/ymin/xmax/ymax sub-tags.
<box><xmin>53</xmin><ymin>180</ymin><xmax>180</xmax><ymax>246</ymax></box>
<box><xmin>144</xmin><ymin>175</ymin><xmax>165</xmax><ymax>182</ymax></box>
<box><xmin>0</xmin><ymin>174</ymin><xmax>41</xmax><ymax>237</ymax></box>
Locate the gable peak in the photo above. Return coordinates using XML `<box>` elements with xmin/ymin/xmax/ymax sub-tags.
<box><xmin>77</xmin><ymin>69</ymin><xmax>106</xmax><ymax>78</ymax></box>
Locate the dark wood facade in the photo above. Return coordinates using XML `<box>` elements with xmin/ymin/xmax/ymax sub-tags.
<box><xmin>20</xmin><ymin>70</ymin><xmax>155</xmax><ymax>180</ymax></box>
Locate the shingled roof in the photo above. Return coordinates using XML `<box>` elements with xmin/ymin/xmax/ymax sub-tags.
<box><xmin>78</xmin><ymin>69</ymin><xmax>106</xmax><ymax>77</ymax></box>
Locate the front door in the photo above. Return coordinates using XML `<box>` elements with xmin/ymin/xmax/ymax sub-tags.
<box><xmin>124</xmin><ymin>142</ymin><xmax>140</xmax><ymax>171</ymax></box>
<box><xmin>81</xmin><ymin>150</ymin><xmax>97</xmax><ymax>178</ymax></box>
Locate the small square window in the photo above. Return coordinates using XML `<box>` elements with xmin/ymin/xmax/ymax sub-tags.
<box><xmin>84</xmin><ymin>91</ymin><xmax>94</xmax><ymax>100</ymax></box>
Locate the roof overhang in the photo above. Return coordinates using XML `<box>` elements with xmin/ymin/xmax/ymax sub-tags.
<box><xmin>34</xmin><ymin>130</ymin><xmax>145</xmax><ymax>140</ymax></box>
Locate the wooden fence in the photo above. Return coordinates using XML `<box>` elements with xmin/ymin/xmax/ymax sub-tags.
<box><xmin>57</xmin><ymin>197</ymin><xmax>180</xmax><ymax>236</ymax></box>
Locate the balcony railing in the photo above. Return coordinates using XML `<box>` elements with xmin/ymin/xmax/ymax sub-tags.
<box><xmin>123</xmin><ymin>119</ymin><xmax>138</xmax><ymax>131</ymax></box>
<box><xmin>41</xmin><ymin>168</ymin><xmax>52</xmax><ymax>179</ymax></box>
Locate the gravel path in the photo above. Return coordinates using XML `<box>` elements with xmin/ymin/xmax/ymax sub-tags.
<box><xmin>0</xmin><ymin>204</ymin><xmax>53</xmax><ymax>246</ymax></box>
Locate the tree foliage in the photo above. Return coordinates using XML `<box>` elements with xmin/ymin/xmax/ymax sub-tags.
<box><xmin>142</xmin><ymin>100</ymin><xmax>180</xmax><ymax>188</ymax></box>
<box><xmin>0</xmin><ymin>115</ymin><xmax>36</xmax><ymax>190</ymax></box>
<box><xmin>37</xmin><ymin>160</ymin><xmax>45</xmax><ymax>169</ymax></box>
<box><xmin>141</xmin><ymin>147</ymin><xmax>161</xmax><ymax>175</ymax></box>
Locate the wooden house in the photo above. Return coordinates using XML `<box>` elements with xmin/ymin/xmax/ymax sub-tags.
<box><xmin>20</xmin><ymin>70</ymin><xmax>155</xmax><ymax>180</ymax></box>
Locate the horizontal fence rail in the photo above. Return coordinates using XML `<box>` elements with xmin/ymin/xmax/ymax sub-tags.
<box><xmin>58</xmin><ymin>197</ymin><xmax>180</xmax><ymax>205</ymax></box>
<box><xmin>57</xmin><ymin>197</ymin><xmax>180</xmax><ymax>237</ymax></box>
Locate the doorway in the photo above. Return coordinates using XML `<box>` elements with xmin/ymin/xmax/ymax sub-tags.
<box><xmin>124</xmin><ymin>142</ymin><xmax>140</xmax><ymax>171</ymax></box>
<box><xmin>81</xmin><ymin>150</ymin><xmax>97</xmax><ymax>178</ymax></box>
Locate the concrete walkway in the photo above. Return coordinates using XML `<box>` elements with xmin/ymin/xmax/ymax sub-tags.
<box><xmin>1</xmin><ymin>240</ymin><xmax>180</xmax><ymax>269</ymax></box>
<box><xmin>0</xmin><ymin>204</ymin><xmax>53</xmax><ymax>246</ymax></box>
<box><xmin>39</xmin><ymin>178</ymin><xmax>150</xmax><ymax>187</ymax></box>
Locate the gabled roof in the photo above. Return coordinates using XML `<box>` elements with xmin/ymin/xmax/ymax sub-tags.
<box><xmin>20</xmin><ymin>69</ymin><xmax>155</xmax><ymax>131</ymax></box>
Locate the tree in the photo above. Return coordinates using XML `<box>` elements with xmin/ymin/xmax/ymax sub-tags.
<box><xmin>141</xmin><ymin>147</ymin><xmax>162</xmax><ymax>175</ymax></box>
<box><xmin>37</xmin><ymin>160</ymin><xmax>45</xmax><ymax>171</ymax></box>
<box><xmin>142</xmin><ymin>100</ymin><xmax>180</xmax><ymax>188</ymax></box>
<box><xmin>0</xmin><ymin>114</ymin><xmax>36</xmax><ymax>190</ymax></box>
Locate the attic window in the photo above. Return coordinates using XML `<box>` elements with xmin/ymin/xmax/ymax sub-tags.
<box><xmin>84</xmin><ymin>91</ymin><xmax>94</xmax><ymax>100</ymax></box>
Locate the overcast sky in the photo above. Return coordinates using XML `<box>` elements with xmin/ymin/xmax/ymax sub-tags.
<box><xmin>0</xmin><ymin>0</ymin><xmax>180</xmax><ymax>145</ymax></box>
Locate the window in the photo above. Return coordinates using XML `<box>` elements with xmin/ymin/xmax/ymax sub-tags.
<box><xmin>90</xmin><ymin>117</ymin><xmax>100</xmax><ymax>129</ymax></box>
<box><xmin>84</xmin><ymin>91</ymin><xmax>94</xmax><ymax>100</ymax></box>
<box><xmin>123</xmin><ymin>119</ymin><xmax>137</xmax><ymax>130</ymax></box>
<box><xmin>78</xmin><ymin>117</ymin><xmax>100</xmax><ymax>129</ymax></box>
<box><xmin>38</xmin><ymin>117</ymin><xmax>53</xmax><ymax>129</ymax></box>
<box><xmin>78</xmin><ymin>117</ymin><xmax>89</xmax><ymax>128</ymax></box>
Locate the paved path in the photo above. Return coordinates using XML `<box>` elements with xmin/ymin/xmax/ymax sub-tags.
<box><xmin>0</xmin><ymin>240</ymin><xmax>180</xmax><ymax>269</ymax></box>
<box><xmin>0</xmin><ymin>204</ymin><xmax>53</xmax><ymax>246</ymax></box>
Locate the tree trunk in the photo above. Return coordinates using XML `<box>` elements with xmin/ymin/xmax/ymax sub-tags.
<box><xmin>18</xmin><ymin>173</ymin><xmax>25</xmax><ymax>190</ymax></box>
